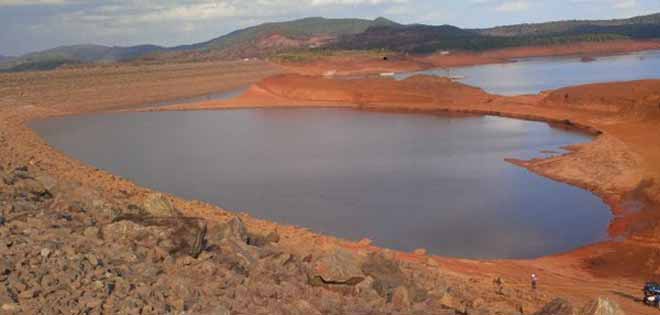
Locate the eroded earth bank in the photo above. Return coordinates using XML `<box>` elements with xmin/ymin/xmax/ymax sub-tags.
<box><xmin>1</xmin><ymin>53</ymin><xmax>660</xmax><ymax>314</ymax></box>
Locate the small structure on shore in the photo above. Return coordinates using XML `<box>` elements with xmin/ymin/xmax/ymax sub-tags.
<box><xmin>580</xmin><ymin>56</ymin><xmax>596</xmax><ymax>63</ymax></box>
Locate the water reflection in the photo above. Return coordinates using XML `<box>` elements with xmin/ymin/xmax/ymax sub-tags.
<box><xmin>32</xmin><ymin>109</ymin><xmax>611</xmax><ymax>258</ymax></box>
<box><xmin>396</xmin><ymin>50</ymin><xmax>660</xmax><ymax>95</ymax></box>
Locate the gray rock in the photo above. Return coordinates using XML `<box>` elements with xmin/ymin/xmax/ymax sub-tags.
<box><xmin>208</xmin><ymin>217</ymin><xmax>248</xmax><ymax>244</ymax></box>
<box><xmin>215</xmin><ymin>238</ymin><xmax>258</xmax><ymax>275</ymax></box>
<box><xmin>309</xmin><ymin>248</ymin><xmax>365</xmax><ymax>286</ymax></box>
<box><xmin>534</xmin><ymin>298</ymin><xmax>576</xmax><ymax>315</ymax></box>
<box><xmin>35</xmin><ymin>175</ymin><xmax>57</xmax><ymax>194</ymax></box>
<box><xmin>392</xmin><ymin>286</ymin><xmax>411</xmax><ymax>309</ymax></box>
<box><xmin>3</xmin><ymin>166</ymin><xmax>31</xmax><ymax>185</ymax></box>
<box><xmin>361</xmin><ymin>252</ymin><xmax>406</xmax><ymax>298</ymax></box>
<box><xmin>247</xmin><ymin>230</ymin><xmax>280</xmax><ymax>247</ymax></box>
<box><xmin>579</xmin><ymin>297</ymin><xmax>624</xmax><ymax>315</ymax></box>
<box><xmin>15</xmin><ymin>178</ymin><xmax>50</xmax><ymax>199</ymax></box>
<box><xmin>143</xmin><ymin>193</ymin><xmax>179</xmax><ymax>217</ymax></box>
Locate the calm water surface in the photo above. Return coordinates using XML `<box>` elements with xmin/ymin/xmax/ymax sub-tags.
<box><xmin>32</xmin><ymin>109</ymin><xmax>611</xmax><ymax>259</ymax></box>
<box><xmin>395</xmin><ymin>50</ymin><xmax>660</xmax><ymax>95</ymax></box>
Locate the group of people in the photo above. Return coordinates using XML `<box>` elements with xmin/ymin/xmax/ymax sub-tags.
<box><xmin>493</xmin><ymin>273</ymin><xmax>538</xmax><ymax>293</ymax></box>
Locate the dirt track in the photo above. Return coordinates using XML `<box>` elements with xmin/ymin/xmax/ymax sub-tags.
<box><xmin>2</xmin><ymin>47</ymin><xmax>660</xmax><ymax>314</ymax></box>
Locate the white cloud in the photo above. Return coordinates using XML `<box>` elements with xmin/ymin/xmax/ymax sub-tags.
<box><xmin>0</xmin><ymin>0</ymin><xmax>74</xmax><ymax>5</ymax></box>
<box><xmin>310</xmin><ymin>0</ymin><xmax>406</xmax><ymax>4</ymax></box>
<box><xmin>613</xmin><ymin>0</ymin><xmax>637</xmax><ymax>9</ymax></box>
<box><xmin>58</xmin><ymin>0</ymin><xmax>409</xmax><ymax>25</ymax></box>
<box><xmin>495</xmin><ymin>0</ymin><xmax>529</xmax><ymax>12</ymax></box>
<box><xmin>569</xmin><ymin>0</ymin><xmax>640</xmax><ymax>9</ymax></box>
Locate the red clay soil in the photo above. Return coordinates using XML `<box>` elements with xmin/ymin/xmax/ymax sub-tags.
<box><xmin>158</xmin><ymin>73</ymin><xmax>660</xmax><ymax>314</ymax></box>
<box><xmin>3</xmin><ymin>49</ymin><xmax>660</xmax><ymax>314</ymax></box>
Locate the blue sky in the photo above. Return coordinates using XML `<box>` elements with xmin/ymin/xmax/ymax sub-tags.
<box><xmin>1</xmin><ymin>0</ymin><xmax>659</xmax><ymax>56</ymax></box>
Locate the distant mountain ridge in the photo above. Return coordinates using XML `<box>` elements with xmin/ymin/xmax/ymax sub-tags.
<box><xmin>170</xmin><ymin>17</ymin><xmax>400</xmax><ymax>58</ymax></box>
<box><xmin>3</xmin><ymin>13</ymin><xmax>660</xmax><ymax>72</ymax></box>
<box><xmin>337</xmin><ymin>12</ymin><xmax>660</xmax><ymax>53</ymax></box>
<box><xmin>0</xmin><ymin>44</ymin><xmax>164</xmax><ymax>72</ymax></box>
<box><xmin>476</xmin><ymin>12</ymin><xmax>660</xmax><ymax>37</ymax></box>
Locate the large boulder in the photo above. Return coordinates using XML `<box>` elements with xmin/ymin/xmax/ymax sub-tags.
<box><xmin>208</xmin><ymin>217</ymin><xmax>248</xmax><ymax>244</ymax></box>
<box><xmin>535</xmin><ymin>298</ymin><xmax>576</xmax><ymax>315</ymax></box>
<box><xmin>105</xmin><ymin>216</ymin><xmax>207</xmax><ymax>258</ymax></box>
<box><xmin>392</xmin><ymin>286</ymin><xmax>411</xmax><ymax>309</ymax></box>
<box><xmin>579</xmin><ymin>298</ymin><xmax>624</xmax><ymax>315</ymax></box>
<box><xmin>143</xmin><ymin>193</ymin><xmax>180</xmax><ymax>217</ymax></box>
<box><xmin>247</xmin><ymin>230</ymin><xmax>280</xmax><ymax>247</ymax></box>
<box><xmin>214</xmin><ymin>238</ymin><xmax>259</xmax><ymax>275</ymax></box>
<box><xmin>2</xmin><ymin>166</ymin><xmax>31</xmax><ymax>185</ymax></box>
<box><xmin>309</xmin><ymin>248</ymin><xmax>365</xmax><ymax>286</ymax></box>
<box><xmin>361</xmin><ymin>252</ymin><xmax>407</xmax><ymax>299</ymax></box>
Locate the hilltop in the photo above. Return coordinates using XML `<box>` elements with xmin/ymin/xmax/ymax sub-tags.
<box><xmin>337</xmin><ymin>12</ymin><xmax>660</xmax><ymax>53</ymax></box>
<box><xmin>172</xmin><ymin>17</ymin><xmax>400</xmax><ymax>58</ymax></box>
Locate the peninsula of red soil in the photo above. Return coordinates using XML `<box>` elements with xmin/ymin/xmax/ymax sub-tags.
<box><xmin>2</xmin><ymin>46</ymin><xmax>660</xmax><ymax>314</ymax></box>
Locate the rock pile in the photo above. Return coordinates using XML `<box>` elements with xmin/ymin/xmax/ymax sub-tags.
<box><xmin>0</xmin><ymin>166</ymin><xmax>440</xmax><ymax>314</ymax></box>
<box><xmin>0</xmin><ymin>165</ymin><xmax>626</xmax><ymax>314</ymax></box>
<box><xmin>534</xmin><ymin>297</ymin><xmax>625</xmax><ymax>315</ymax></box>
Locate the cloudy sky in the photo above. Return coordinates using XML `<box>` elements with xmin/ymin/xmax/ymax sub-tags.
<box><xmin>1</xmin><ymin>0</ymin><xmax>659</xmax><ymax>56</ymax></box>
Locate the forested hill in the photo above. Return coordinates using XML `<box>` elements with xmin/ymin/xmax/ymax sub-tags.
<box><xmin>3</xmin><ymin>13</ymin><xmax>660</xmax><ymax>71</ymax></box>
<box><xmin>335</xmin><ymin>13</ymin><xmax>660</xmax><ymax>53</ymax></box>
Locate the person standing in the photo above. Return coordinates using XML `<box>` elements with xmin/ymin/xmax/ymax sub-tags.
<box><xmin>531</xmin><ymin>273</ymin><xmax>538</xmax><ymax>290</ymax></box>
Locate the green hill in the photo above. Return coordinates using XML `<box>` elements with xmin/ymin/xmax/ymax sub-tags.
<box><xmin>171</xmin><ymin>17</ymin><xmax>401</xmax><ymax>58</ymax></box>
<box><xmin>0</xmin><ymin>44</ymin><xmax>164</xmax><ymax>72</ymax></box>
<box><xmin>476</xmin><ymin>12</ymin><xmax>660</xmax><ymax>37</ymax></box>
<box><xmin>335</xmin><ymin>13</ymin><xmax>660</xmax><ymax>53</ymax></box>
<box><xmin>3</xmin><ymin>13</ymin><xmax>660</xmax><ymax>72</ymax></box>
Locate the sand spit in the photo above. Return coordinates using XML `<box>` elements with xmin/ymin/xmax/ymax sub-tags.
<box><xmin>2</xmin><ymin>52</ymin><xmax>660</xmax><ymax>314</ymax></box>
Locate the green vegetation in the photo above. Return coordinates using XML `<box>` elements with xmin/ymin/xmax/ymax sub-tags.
<box><xmin>4</xmin><ymin>13</ymin><xmax>660</xmax><ymax>72</ymax></box>
<box><xmin>1</xmin><ymin>44</ymin><xmax>164</xmax><ymax>72</ymax></box>
<box><xmin>194</xmin><ymin>17</ymin><xmax>400</xmax><ymax>51</ymax></box>
<box><xmin>271</xmin><ymin>48</ymin><xmax>393</xmax><ymax>63</ymax></box>
<box><xmin>0</xmin><ymin>58</ymin><xmax>80</xmax><ymax>72</ymax></box>
<box><xmin>477</xmin><ymin>13</ymin><xmax>660</xmax><ymax>37</ymax></box>
<box><xmin>335</xmin><ymin>15</ymin><xmax>660</xmax><ymax>53</ymax></box>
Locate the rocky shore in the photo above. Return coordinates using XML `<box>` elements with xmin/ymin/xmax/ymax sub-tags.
<box><xmin>1</xmin><ymin>56</ymin><xmax>658</xmax><ymax>314</ymax></box>
<box><xmin>0</xmin><ymin>160</ymin><xmax>624</xmax><ymax>314</ymax></box>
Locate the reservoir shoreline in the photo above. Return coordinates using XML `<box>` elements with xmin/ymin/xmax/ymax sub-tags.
<box><xmin>2</xmin><ymin>47</ymin><xmax>660</xmax><ymax>313</ymax></box>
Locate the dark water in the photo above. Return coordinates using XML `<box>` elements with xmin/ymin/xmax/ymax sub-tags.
<box><xmin>395</xmin><ymin>50</ymin><xmax>660</xmax><ymax>95</ymax></box>
<box><xmin>32</xmin><ymin>109</ymin><xmax>611</xmax><ymax>259</ymax></box>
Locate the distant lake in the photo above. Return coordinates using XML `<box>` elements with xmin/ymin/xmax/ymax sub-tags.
<box><xmin>395</xmin><ymin>50</ymin><xmax>660</xmax><ymax>95</ymax></box>
<box><xmin>32</xmin><ymin>109</ymin><xmax>611</xmax><ymax>259</ymax></box>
